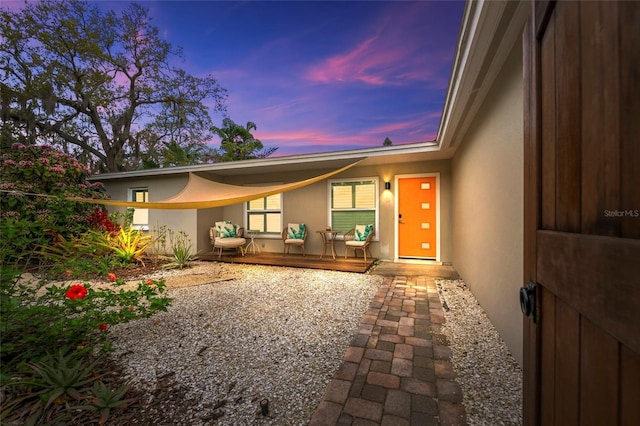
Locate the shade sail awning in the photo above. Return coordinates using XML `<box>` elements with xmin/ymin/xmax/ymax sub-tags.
<box><xmin>68</xmin><ymin>159</ymin><xmax>362</xmax><ymax>209</ymax></box>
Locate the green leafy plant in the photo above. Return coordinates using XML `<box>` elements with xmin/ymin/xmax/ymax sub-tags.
<box><xmin>27</xmin><ymin>349</ymin><xmax>99</xmax><ymax>409</ymax></box>
<box><xmin>1</xmin><ymin>269</ymin><xmax>171</xmax><ymax>379</ymax></box>
<box><xmin>74</xmin><ymin>380</ymin><xmax>133</xmax><ymax>425</ymax></box>
<box><xmin>104</xmin><ymin>227</ymin><xmax>155</xmax><ymax>265</ymax></box>
<box><xmin>0</xmin><ymin>349</ymin><xmax>99</xmax><ymax>425</ymax></box>
<box><xmin>0</xmin><ymin>267</ymin><xmax>172</xmax><ymax>425</ymax></box>
<box><xmin>163</xmin><ymin>229</ymin><xmax>197</xmax><ymax>269</ymax></box>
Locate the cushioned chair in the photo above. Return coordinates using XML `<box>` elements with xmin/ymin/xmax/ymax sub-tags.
<box><xmin>344</xmin><ymin>224</ymin><xmax>375</xmax><ymax>262</ymax></box>
<box><xmin>282</xmin><ymin>223</ymin><xmax>307</xmax><ymax>256</ymax></box>
<box><xmin>210</xmin><ymin>221</ymin><xmax>246</xmax><ymax>258</ymax></box>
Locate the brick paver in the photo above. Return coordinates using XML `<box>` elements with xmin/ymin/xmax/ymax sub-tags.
<box><xmin>309</xmin><ymin>273</ymin><xmax>467</xmax><ymax>425</ymax></box>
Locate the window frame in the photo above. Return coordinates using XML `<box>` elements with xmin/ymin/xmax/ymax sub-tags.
<box><xmin>244</xmin><ymin>193</ymin><xmax>283</xmax><ymax>238</ymax></box>
<box><xmin>129</xmin><ymin>187</ymin><xmax>149</xmax><ymax>231</ymax></box>
<box><xmin>327</xmin><ymin>177</ymin><xmax>379</xmax><ymax>240</ymax></box>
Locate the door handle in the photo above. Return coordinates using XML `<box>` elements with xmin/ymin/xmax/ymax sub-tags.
<box><xmin>520</xmin><ymin>281</ymin><xmax>536</xmax><ymax>322</ymax></box>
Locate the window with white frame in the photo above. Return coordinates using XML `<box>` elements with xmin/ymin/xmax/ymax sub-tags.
<box><xmin>329</xmin><ymin>178</ymin><xmax>378</xmax><ymax>234</ymax></box>
<box><xmin>130</xmin><ymin>188</ymin><xmax>149</xmax><ymax>229</ymax></box>
<box><xmin>246</xmin><ymin>194</ymin><xmax>282</xmax><ymax>234</ymax></box>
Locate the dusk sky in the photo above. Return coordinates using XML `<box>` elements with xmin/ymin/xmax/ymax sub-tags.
<box><xmin>3</xmin><ymin>1</ymin><xmax>466</xmax><ymax>157</ymax></box>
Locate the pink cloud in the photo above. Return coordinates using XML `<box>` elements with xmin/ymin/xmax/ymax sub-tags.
<box><xmin>303</xmin><ymin>3</ymin><xmax>454</xmax><ymax>88</ymax></box>
<box><xmin>305</xmin><ymin>36</ymin><xmax>408</xmax><ymax>86</ymax></box>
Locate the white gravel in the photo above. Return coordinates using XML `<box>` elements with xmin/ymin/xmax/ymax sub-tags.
<box><xmin>436</xmin><ymin>279</ymin><xmax>523</xmax><ymax>425</ymax></box>
<box><xmin>109</xmin><ymin>262</ymin><xmax>382</xmax><ymax>425</ymax></box>
<box><xmin>108</xmin><ymin>263</ymin><xmax>522</xmax><ymax>425</ymax></box>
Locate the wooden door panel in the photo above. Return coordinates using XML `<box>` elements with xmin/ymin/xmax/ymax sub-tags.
<box><xmin>539</xmin><ymin>286</ymin><xmax>555</xmax><ymax>425</ymax></box>
<box><xmin>580</xmin><ymin>318</ymin><xmax>619</xmax><ymax>426</ymax></box>
<box><xmin>620</xmin><ymin>347</ymin><xmax>640</xmax><ymax>425</ymax></box>
<box><xmin>524</xmin><ymin>1</ymin><xmax>640</xmax><ymax>424</ymax></box>
<box><xmin>554</xmin><ymin>300</ymin><xmax>579</xmax><ymax>425</ymax></box>
<box><xmin>540</xmin><ymin>10</ymin><xmax>556</xmax><ymax>231</ymax></box>
<box><xmin>554</xmin><ymin>0</ymin><xmax>581</xmax><ymax>233</ymax></box>
<box><xmin>580</xmin><ymin>1</ymin><xmax>621</xmax><ymax>237</ymax></box>
<box><xmin>537</xmin><ymin>231</ymin><xmax>640</xmax><ymax>354</ymax></box>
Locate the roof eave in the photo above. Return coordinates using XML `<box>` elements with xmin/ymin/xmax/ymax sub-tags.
<box><xmin>437</xmin><ymin>0</ymin><xmax>529</xmax><ymax>152</ymax></box>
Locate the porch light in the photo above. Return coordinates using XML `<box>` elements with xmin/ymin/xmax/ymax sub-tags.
<box><xmin>384</xmin><ymin>181</ymin><xmax>391</xmax><ymax>190</ymax></box>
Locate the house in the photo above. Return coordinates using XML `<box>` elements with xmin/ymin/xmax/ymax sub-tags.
<box><xmin>93</xmin><ymin>0</ymin><xmax>528</xmax><ymax>366</ymax></box>
<box><xmin>92</xmin><ymin>1</ymin><xmax>640</xmax><ymax>423</ymax></box>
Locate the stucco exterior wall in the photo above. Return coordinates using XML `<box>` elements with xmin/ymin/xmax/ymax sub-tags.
<box><xmin>213</xmin><ymin>160</ymin><xmax>452</xmax><ymax>261</ymax></box>
<box><xmin>451</xmin><ymin>39</ymin><xmax>524</xmax><ymax>364</ymax></box>
<box><xmin>100</xmin><ymin>159</ymin><xmax>452</xmax><ymax>262</ymax></box>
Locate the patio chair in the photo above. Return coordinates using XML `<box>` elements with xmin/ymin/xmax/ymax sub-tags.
<box><xmin>210</xmin><ymin>221</ymin><xmax>246</xmax><ymax>258</ymax></box>
<box><xmin>344</xmin><ymin>224</ymin><xmax>375</xmax><ymax>262</ymax></box>
<box><xmin>282</xmin><ymin>223</ymin><xmax>307</xmax><ymax>256</ymax></box>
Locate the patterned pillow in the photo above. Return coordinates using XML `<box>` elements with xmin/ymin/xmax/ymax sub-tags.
<box><xmin>287</xmin><ymin>223</ymin><xmax>306</xmax><ymax>240</ymax></box>
<box><xmin>354</xmin><ymin>224</ymin><xmax>374</xmax><ymax>242</ymax></box>
<box><xmin>215</xmin><ymin>221</ymin><xmax>237</xmax><ymax>238</ymax></box>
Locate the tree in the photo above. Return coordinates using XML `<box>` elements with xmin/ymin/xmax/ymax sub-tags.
<box><xmin>211</xmin><ymin>118</ymin><xmax>277</xmax><ymax>161</ymax></box>
<box><xmin>383</xmin><ymin>137</ymin><xmax>393</xmax><ymax>146</ymax></box>
<box><xmin>0</xmin><ymin>0</ymin><xmax>226</xmax><ymax>173</ymax></box>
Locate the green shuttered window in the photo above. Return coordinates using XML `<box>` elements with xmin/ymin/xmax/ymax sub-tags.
<box><xmin>329</xmin><ymin>179</ymin><xmax>377</xmax><ymax>234</ymax></box>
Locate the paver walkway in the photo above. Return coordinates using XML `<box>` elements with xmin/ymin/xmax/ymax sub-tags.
<box><xmin>309</xmin><ymin>266</ymin><xmax>467</xmax><ymax>425</ymax></box>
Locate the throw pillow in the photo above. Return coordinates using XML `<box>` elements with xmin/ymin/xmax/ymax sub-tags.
<box><xmin>215</xmin><ymin>221</ymin><xmax>237</xmax><ymax>238</ymax></box>
<box><xmin>354</xmin><ymin>224</ymin><xmax>373</xmax><ymax>241</ymax></box>
<box><xmin>287</xmin><ymin>223</ymin><xmax>306</xmax><ymax>239</ymax></box>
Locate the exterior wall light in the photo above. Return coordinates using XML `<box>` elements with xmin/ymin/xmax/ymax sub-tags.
<box><xmin>385</xmin><ymin>181</ymin><xmax>391</xmax><ymax>190</ymax></box>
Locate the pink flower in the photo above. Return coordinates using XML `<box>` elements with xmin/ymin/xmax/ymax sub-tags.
<box><xmin>37</xmin><ymin>157</ymin><xmax>50</xmax><ymax>164</ymax></box>
<box><xmin>99</xmin><ymin>323</ymin><xmax>109</xmax><ymax>331</ymax></box>
<box><xmin>65</xmin><ymin>285</ymin><xmax>87</xmax><ymax>301</ymax></box>
<box><xmin>3</xmin><ymin>160</ymin><xmax>16</xmax><ymax>167</ymax></box>
<box><xmin>107</xmin><ymin>273</ymin><xmax>117</xmax><ymax>282</ymax></box>
<box><xmin>47</xmin><ymin>166</ymin><xmax>65</xmax><ymax>175</ymax></box>
<box><xmin>18</xmin><ymin>160</ymin><xmax>33</xmax><ymax>167</ymax></box>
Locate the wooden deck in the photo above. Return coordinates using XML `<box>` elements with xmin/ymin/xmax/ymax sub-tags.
<box><xmin>198</xmin><ymin>251</ymin><xmax>376</xmax><ymax>273</ymax></box>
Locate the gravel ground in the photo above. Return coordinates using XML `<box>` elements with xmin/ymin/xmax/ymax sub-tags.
<box><xmin>436</xmin><ymin>279</ymin><xmax>523</xmax><ymax>425</ymax></box>
<box><xmin>109</xmin><ymin>262</ymin><xmax>382</xmax><ymax>425</ymax></box>
<box><xmin>106</xmin><ymin>263</ymin><xmax>522</xmax><ymax>425</ymax></box>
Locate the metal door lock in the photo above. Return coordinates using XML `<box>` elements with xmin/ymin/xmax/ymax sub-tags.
<box><xmin>520</xmin><ymin>281</ymin><xmax>536</xmax><ymax>322</ymax></box>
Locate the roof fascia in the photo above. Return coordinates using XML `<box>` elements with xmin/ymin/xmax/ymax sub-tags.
<box><xmin>437</xmin><ymin>0</ymin><xmax>529</xmax><ymax>151</ymax></box>
<box><xmin>90</xmin><ymin>141</ymin><xmax>439</xmax><ymax>181</ymax></box>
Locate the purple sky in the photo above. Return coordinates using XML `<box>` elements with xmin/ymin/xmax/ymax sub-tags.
<box><xmin>4</xmin><ymin>1</ymin><xmax>465</xmax><ymax>157</ymax></box>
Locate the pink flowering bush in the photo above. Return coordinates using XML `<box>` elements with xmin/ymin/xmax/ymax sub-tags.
<box><xmin>0</xmin><ymin>143</ymin><xmax>109</xmax><ymax>264</ymax></box>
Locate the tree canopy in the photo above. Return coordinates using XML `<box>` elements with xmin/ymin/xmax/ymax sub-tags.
<box><xmin>0</xmin><ymin>0</ymin><xmax>227</xmax><ymax>172</ymax></box>
<box><xmin>211</xmin><ymin>118</ymin><xmax>277</xmax><ymax>162</ymax></box>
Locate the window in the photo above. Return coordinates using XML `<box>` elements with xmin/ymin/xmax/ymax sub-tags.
<box><xmin>246</xmin><ymin>194</ymin><xmax>282</xmax><ymax>234</ymax></box>
<box><xmin>329</xmin><ymin>178</ymin><xmax>378</xmax><ymax>234</ymax></box>
<box><xmin>130</xmin><ymin>188</ymin><xmax>149</xmax><ymax>229</ymax></box>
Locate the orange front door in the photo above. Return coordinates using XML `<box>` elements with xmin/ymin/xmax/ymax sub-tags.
<box><xmin>397</xmin><ymin>176</ymin><xmax>437</xmax><ymax>259</ymax></box>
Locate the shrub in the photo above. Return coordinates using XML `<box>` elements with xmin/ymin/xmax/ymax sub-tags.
<box><xmin>103</xmin><ymin>227</ymin><xmax>156</xmax><ymax>265</ymax></box>
<box><xmin>163</xmin><ymin>229</ymin><xmax>197</xmax><ymax>269</ymax></box>
<box><xmin>0</xmin><ymin>144</ymin><xmax>108</xmax><ymax>264</ymax></box>
<box><xmin>0</xmin><ymin>268</ymin><xmax>172</xmax><ymax>424</ymax></box>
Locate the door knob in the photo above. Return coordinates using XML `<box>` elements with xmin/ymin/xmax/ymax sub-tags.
<box><xmin>519</xmin><ymin>281</ymin><xmax>536</xmax><ymax>322</ymax></box>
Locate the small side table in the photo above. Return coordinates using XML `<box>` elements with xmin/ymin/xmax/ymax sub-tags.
<box><xmin>317</xmin><ymin>230</ymin><xmax>339</xmax><ymax>260</ymax></box>
<box><xmin>243</xmin><ymin>229</ymin><xmax>261</xmax><ymax>255</ymax></box>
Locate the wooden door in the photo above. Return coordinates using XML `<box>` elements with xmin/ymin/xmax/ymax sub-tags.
<box><xmin>397</xmin><ymin>175</ymin><xmax>437</xmax><ymax>259</ymax></box>
<box><xmin>523</xmin><ymin>1</ymin><xmax>640</xmax><ymax>425</ymax></box>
